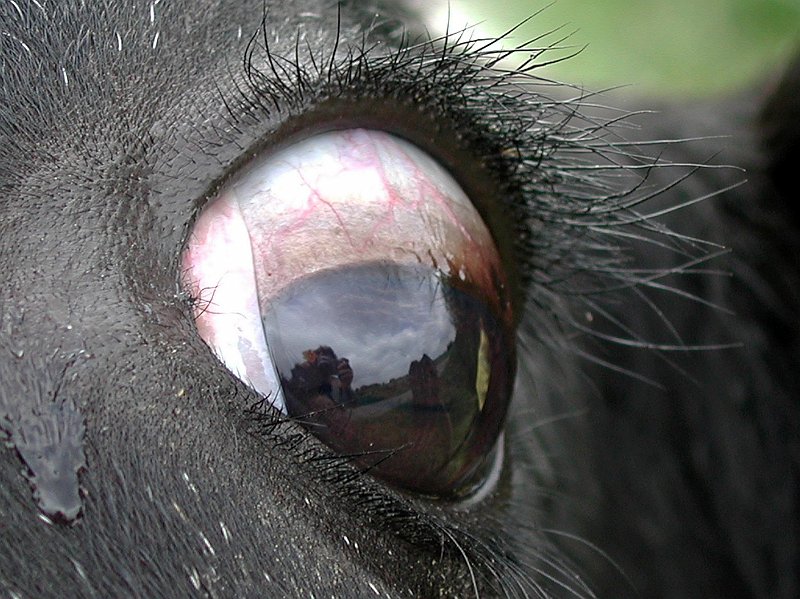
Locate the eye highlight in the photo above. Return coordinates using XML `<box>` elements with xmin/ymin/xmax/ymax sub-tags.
<box><xmin>183</xmin><ymin>129</ymin><xmax>515</xmax><ymax>497</ymax></box>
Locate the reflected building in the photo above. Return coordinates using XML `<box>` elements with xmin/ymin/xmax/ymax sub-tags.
<box><xmin>262</xmin><ymin>263</ymin><xmax>513</xmax><ymax>495</ymax></box>
<box><xmin>408</xmin><ymin>354</ymin><xmax>440</xmax><ymax>409</ymax></box>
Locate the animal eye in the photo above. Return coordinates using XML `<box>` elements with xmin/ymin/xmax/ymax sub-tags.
<box><xmin>182</xmin><ymin>129</ymin><xmax>515</xmax><ymax>498</ymax></box>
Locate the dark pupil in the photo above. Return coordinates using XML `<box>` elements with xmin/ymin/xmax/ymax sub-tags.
<box><xmin>261</xmin><ymin>263</ymin><xmax>512</xmax><ymax>496</ymax></box>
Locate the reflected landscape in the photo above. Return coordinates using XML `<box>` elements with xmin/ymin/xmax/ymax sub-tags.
<box><xmin>261</xmin><ymin>262</ymin><xmax>513</xmax><ymax>495</ymax></box>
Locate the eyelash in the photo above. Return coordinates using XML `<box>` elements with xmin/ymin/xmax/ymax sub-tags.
<box><xmin>219</xmin><ymin>11</ymin><xmax>686</xmax><ymax>312</ymax></box>
<box><xmin>181</xmin><ymin>8</ymin><xmax>718</xmax><ymax>408</ymax></box>
<box><xmin>172</xmin><ymin>11</ymin><xmax>731</xmax><ymax>595</ymax></box>
<box><xmin>217</xmin><ymin>15</ymin><xmax>544</xmax><ymax>276</ymax></box>
<box><xmin>178</xmin><ymin>2</ymin><xmax>731</xmax><ymax>419</ymax></box>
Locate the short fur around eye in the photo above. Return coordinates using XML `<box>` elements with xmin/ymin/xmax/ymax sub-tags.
<box><xmin>0</xmin><ymin>1</ymin><xmax>796</xmax><ymax>598</ymax></box>
<box><xmin>209</xmin><ymin>8</ymin><xmax>755</xmax><ymax>598</ymax></box>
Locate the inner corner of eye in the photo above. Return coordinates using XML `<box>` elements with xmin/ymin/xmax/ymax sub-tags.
<box><xmin>181</xmin><ymin>128</ymin><xmax>515</xmax><ymax>498</ymax></box>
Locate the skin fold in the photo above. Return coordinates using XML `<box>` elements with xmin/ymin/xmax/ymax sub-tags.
<box><xmin>0</xmin><ymin>1</ymin><xmax>797</xmax><ymax>597</ymax></box>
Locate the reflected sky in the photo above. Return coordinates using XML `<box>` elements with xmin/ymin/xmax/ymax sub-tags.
<box><xmin>262</xmin><ymin>264</ymin><xmax>455</xmax><ymax>386</ymax></box>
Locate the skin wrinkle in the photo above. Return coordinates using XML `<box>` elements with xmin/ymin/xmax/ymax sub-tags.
<box><xmin>0</xmin><ymin>1</ymin><xmax>798</xmax><ymax>598</ymax></box>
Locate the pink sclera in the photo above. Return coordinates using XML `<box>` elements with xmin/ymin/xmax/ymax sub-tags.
<box><xmin>182</xmin><ymin>195</ymin><xmax>283</xmax><ymax>409</ymax></box>
<box><xmin>226</xmin><ymin>129</ymin><xmax>505</xmax><ymax>310</ymax></box>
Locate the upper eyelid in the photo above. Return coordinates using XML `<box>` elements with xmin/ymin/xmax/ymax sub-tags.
<box><xmin>194</xmin><ymin>28</ymin><xmax>536</xmax><ymax>301</ymax></box>
<box><xmin>167</xmin><ymin>18</ymin><xmax>617</xmax><ymax>329</ymax></box>
<box><xmin>187</xmin><ymin>19</ymin><xmax>732</xmax><ymax>373</ymax></box>
<box><xmin>181</xmin><ymin>15</ymin><xmax>656</xmax><ymax>337</ymax></box>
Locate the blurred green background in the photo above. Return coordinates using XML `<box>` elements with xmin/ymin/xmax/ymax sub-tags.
<box><xmin>450</xmin><ymin>0</ymin><xmax>800</xmax><ymax>97</ymax></box>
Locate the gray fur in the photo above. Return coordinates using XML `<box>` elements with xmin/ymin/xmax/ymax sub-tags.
<box><xmin>0</xmin><ymin>1</ymin><xmax>797</xmax><ymax>597</ymax></box>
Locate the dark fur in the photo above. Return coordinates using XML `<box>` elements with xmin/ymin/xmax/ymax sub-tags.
<box><xmin>0</xmin><ymin>1</ymin><xmax>797</xmax><ymax>597</ymax></box>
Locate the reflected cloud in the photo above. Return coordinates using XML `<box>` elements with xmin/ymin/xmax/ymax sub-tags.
<box><xmin>263</xmin><ymin>264</ymin><xmax>454</xmax><ymax>386</ymax></box>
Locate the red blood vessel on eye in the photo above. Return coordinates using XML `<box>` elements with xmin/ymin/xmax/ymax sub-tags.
<box><xmin>232</xmin><ymin>129</ymin><xmax>509</xmax><ymax>316</ymax></box>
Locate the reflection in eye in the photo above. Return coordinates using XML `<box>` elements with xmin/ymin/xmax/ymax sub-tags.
<box><xmin>183</xmin><ymin>129</ymin><xmax>515</xmax><ymax>497</ymax></box>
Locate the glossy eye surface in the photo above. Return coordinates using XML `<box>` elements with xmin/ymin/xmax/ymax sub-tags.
<box><xmin>183</xmin><ymin>129</ymin><xmax>515</xmax><ymax>497</ymax></box>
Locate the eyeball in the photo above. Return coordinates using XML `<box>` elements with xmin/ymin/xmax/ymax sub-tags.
<box><xmin>182</xmin><ymin>129</ymin><xmax>515</xmax><ymax>497</ymax></box>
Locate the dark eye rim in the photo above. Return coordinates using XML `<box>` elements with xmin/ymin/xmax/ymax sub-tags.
<box><xmin>177</xmin><ymin>40</ymin><xmax>531</xmax><ymax>506</ymax></box>
<box><xmin>178</xmin><ymin>119</ymin><xmax>521</xmax><ymax>504</ymax></box>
